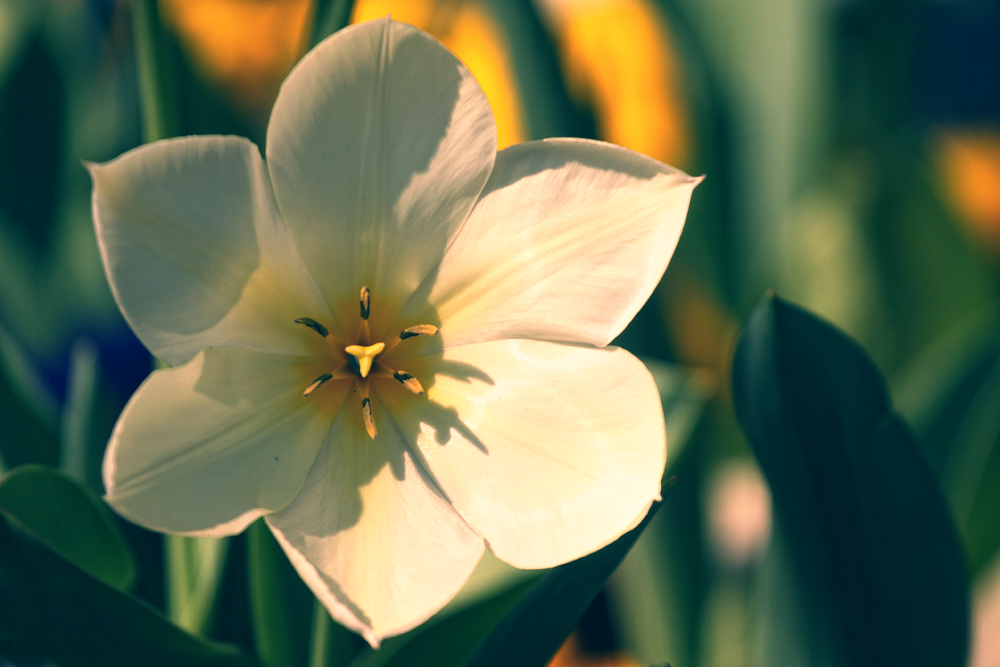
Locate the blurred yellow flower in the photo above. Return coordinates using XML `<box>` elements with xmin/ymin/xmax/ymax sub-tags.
<box><xmin>937</xmin><ymin>130</ymin><xmax>1000</xmax><ymax>255</ymax></box>
<box><xmin>160</xmin><ymin>0</ymin><xmax>312</xmax><ymax>115</ymax></box>
<box><xmin>540</xmin><ymin>0</ymin><xmax>691</xmax><ymax>167</ymax></box>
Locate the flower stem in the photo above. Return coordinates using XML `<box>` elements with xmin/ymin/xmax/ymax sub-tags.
<box><xmin>308</xmin><ymin>597</ymin><xmax>332</xmax><ymax>667</ymax></box>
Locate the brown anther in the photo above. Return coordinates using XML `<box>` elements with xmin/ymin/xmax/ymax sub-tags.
<box><xmin>295</xmin><ymin>317</ymin><xmax>329</xmax><ymax>338</ymax></box>
<box><xmin>360</xmin><ymin>286</ymin><xmax>371</xmax><ymax>321</ymax></box>
<box><xmin>399</xmin><ymin>324</ymin><xmax>438</xmax><ymax>340</ymax></box>
<box><xmin>393</xmin><ymin>371</ymin><xmax>424</xmax><ymax>395</ymax></box>
<box><xmin>303</xmin><ymin>373</ymin><xmax>333</xmax><ymax>397</ymax></box>
<box><xmin>361</xmin><ymin>396</ymin><xmax>377</xmax><ymax>439</ymax></box>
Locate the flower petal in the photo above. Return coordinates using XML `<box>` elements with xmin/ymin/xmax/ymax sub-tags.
<box><xmin>380</xmin><ymin>339</ymin><xmax>666</xmax><ymax>569</ymax></box>
<box><xmin>395</xmin><ymin>138</ymin><xmax>700</xmax><ymax>349</ymax></box>
<box><xmin>265</xmin><ymin>397</ymin><xmax>485</xmax><ymax>647</ymax></box>
<box><xmin>104</xmin><ymin>347</ymin><xmax>346</xmax><ymax>537</ymax></box>
<box><xmin>265</xmin><ymin>17</ymin><xmax>497</xmax><ymax>336</ymax></box>
<box><xmin>90</xmin><ymin>135</ymin><xmax>337</xmax><ymax>367</ymax></box>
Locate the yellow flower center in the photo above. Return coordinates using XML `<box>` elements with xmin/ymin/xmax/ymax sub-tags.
<box><xmin>344</xmin><ymin>342</ymin><xmax>384</xmax><ymax>379</ymax></box>
<box><xmin>295</xmin><ymin>285</ymin><xmax>438</xmax><ymax>440</ymax></box>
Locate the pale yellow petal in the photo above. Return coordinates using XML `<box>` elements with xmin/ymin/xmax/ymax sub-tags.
<box><xmin>266</xmin><ymin>397</ymin><xmax>484</xmax><ymax>646</ymax></box>
<box><xmin>90</xmin><ymin>135</ymin><xmax>338</xmax><ymax>366</ymax></box>
<box><xmin>266</xmin><ymin>17</ymin><xmax>497</xmax><ymax>337</ymax></box>
<box><xmin>104</xmin><ymin>347</ymin><xmax>346</xmax><ymax>536</ymax></box>
<box><xmin>394</xmin><ymin>138</ymin><xmax>700</xmax><ymax>350</ymax></box>
<box><xmin>380</xmin><ymin>339</ymin><xmax>665</xmax><ymax>569</ymax></box>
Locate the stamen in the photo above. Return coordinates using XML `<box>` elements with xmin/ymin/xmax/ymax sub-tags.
<box><xmin>361</xmin><ymin>396</ymin><xmax>377</xmax><ymax>439</ymax></box>
<box><xmin>360</xmin><ymin>286</ymin><xmax>370</xmax><ymax>321</ymax></box>
<box><xmin>399</xmin><ymin>324</ymin><xmax>438</xmax><ymax>340</ymax></box>
<box><xmin>393</xmin><ymin>371</ymin><xmax>424</xmax><ymax>395</ymax></box>
<box><xmin>295</xmin><ymin>317</ymin><xmax>329</xmax><ymax>338</ymax></box>
<box><xmin>345</xmin><ymin>342</ymin><xmax>385</xmax><ymax>378</ymax></box>
<box><xmin>303</xmin><ymin>373</ymin><xmax>333</xmax><ymax>397</ymax></box>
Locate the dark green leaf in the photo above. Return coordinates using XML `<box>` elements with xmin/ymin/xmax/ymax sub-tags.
<box><xmin>351</xmin><ymin>577</ymin><xmax>537</xmax><ymax>667</ymax></box>
<box><xmin>0</xmin><ymin>323</ymin><xmax>59</xmax><ymax>467</ymax></box>
<box><xmin>0</xmin><ymin>465</ymin><xmax>134</xmax><ymax>590</ymax></box>
<box><xmin>0</xmin><ymin>507</ymin><xmax>256</xmax><ymax>667</ymax></box>
<box><xmin>462</xmin><ymin>480</ymin><xmax>673</xmax><ymax>667</ymax></box>
<box><xmin>731</xmin><ymin>293</ymin><xmax>969</xmax><ymax>667</ymax></box>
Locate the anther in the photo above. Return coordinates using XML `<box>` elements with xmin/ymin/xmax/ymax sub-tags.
<box><xmin>295</xmin><ymin>317</ymin><xmax>329</xmax><ymax>338</ymax></box>
<box><xmin>303</xmin><ymin>373</ymin><xmax>333</xmax><ymax>397</ymax></box>
<box><xmin>399</xmin><ymin>324</ymin><xmax>438</xmax><ymax>340</ymax></box>
<box><xmin>361</xmin><ymin>397</ymin><xmax>377</xmax><ymax>439</ymax></box>
<box><xmin>345</xmin><ymin>342</ymin><xmax>385</xmax><ymax>378</ymax></box>
<box><xmin>360</xmin><ymin>286</ymin><xmax>370</xmax><ymax>321</ymax></box>
<box><xmin>393</xmin><ymin>371</ymin><xmax>424</xmax><ymax>395</ymax></box>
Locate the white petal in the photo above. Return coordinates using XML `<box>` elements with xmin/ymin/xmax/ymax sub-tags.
<box><xmin>90</xmin><ymin>135</ymin><xmax>337</xmax><ymax>367</ymax></box>
<box><xmin>379</xmin><ymin>339</ymin><xmax>666</xmax><ymax>569</ymax></box>
<box><xmin>265</xmin><ymin>398</ymin><xmax>484</xmax><ymax>647</ymax></box>
<box><xmin>395</xmin><ymin>138</ymin><xmax>700</xmax><ymax>349</ymax></box>
<box><xmin>104</xmin><ymin>347</ymin><xmax>346</xmax><ymax>537</ymax></box>
<box><xmin>266</xmin><ymin>18</ymin><xmax>497</xmax><ymax>336</ymax></box>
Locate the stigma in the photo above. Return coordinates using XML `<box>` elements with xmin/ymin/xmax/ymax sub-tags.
<box><xmin>344</xmin><ymin>342</ymin><xmax>385</xmax><ymax>378</ymax></box>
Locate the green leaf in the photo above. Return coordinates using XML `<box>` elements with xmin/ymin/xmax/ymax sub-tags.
<box><xmin>462</xmin><ymin>480</ymin><xmax>673</xmax><ymax>667</ymax></box>
<box><xmin>0</xmin><ymin>465</ymin><xmax>134</xmax><ymax>590</ymax></box>
<box><xmin>731</xmin><ymin>293</ymin><xmax>970</xmax><ymax>667</ymax></box>
<box><xmin>0</xmin><ymin>506</ymin><xmax>255</xmax><ymax>666</ymax></box>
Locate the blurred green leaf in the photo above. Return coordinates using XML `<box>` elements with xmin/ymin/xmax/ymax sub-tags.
<box><xmin>462</xmin><ymin>480</ymin><xmax>673</xmax><ymax>667</ymax></box>
<box><xmin>0</xmin><ymin>321</ymin><xmax>59</xmax><ymax>468</ymax></box>
<box><xmin>731</xmin><ymin>293</ymin><xmax>969</xmax><ymax>667</ymax></box>
<box><xmin>311</xmin><ymin>0</ymin><xmax>357</xmax><ymax>47</ymax></box>
<box><xmin>0</xmin><ymin>464</ymin><xmax>134</xmax><ymax>590</ymax></box>
<box><xmin>247</xmin><ymin>519</ymin><xmax>316</xmax><ymax>667</ymax></box>
<box><xmin>480</xmin><ymin>0</ymin><xmax>589</xmax><ymax>140</ymax></box>
<box><xmin>0</xmin><ymin>505</ymin><xmax>255</xmax><ymax>667</ymax></box>
<box><xmin>133</xmin><ymin>0</ymin><xmax>178</xmax><ymax>142</ymax></box>
<box><xmin>166</xmin><ymin>533</ymin><xmax>230</xmax><ymax>636</ymax></box>
<box><xmin>893</xmin><ymin>305</ymin><xmax>1000</xmax><ymax>575</ymax></box>
<box><xmin>60</xmin><ymin>337</ymin><xmax>99</xmax><ymax>486</ymax></box>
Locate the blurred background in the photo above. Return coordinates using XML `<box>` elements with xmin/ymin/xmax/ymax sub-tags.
<box><xmin>0</xmin><ymin>0</ymin><xmax>998</xmax><ymax>666</ymax></box>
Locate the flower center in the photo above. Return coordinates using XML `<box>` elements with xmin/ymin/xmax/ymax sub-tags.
<box><xmin>344</xmin><ymin>342</ymin><xmax>384</xmax><ymax>378</ymax></box>
<box><xmin>294</xmin><ymin>285</ymin><xmax>438</xmax><ymax>440</ymax></box>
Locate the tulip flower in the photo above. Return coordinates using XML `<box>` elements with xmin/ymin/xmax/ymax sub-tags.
<box><xmin>90</xmin><ymin>17</ymin><xmax>699</xmax><ymax>646</ymax></box>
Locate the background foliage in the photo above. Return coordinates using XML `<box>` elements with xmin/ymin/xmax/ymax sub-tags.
<box><xmin>1</xmin><ymin>0</ymin><xmax>997</xmax><ymax>665</ymax></box>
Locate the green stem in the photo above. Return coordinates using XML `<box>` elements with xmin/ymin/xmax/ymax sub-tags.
<box><xmin>132</xmin><ymin>0</ymin><xmax>177</xmax><ymax>142</ymax></box>
<box><xmin>308</xmin><ymin>597</ymin><xmax>332</xmax><ymax>667</ymax></box>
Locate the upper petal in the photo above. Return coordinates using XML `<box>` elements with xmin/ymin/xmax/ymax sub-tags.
<box><xmin>90</xmin><ymin>135</ymin><xmax>337</xmax><ymax>366</ymax></box>
<box><xmin>265</xmin><ymin>17</ymin><xmax>497</xmax><ymax>336</ymax></box>
<box><xmin>104</xmin><ymin>346</ymin><xmax>346</xmax><ymax>537</ymax></box>
<box><xmin>395</xmin><ymin>138</ymin><xmax>700</xmax><ymax>349</ymax></box>
<box><xmin>379</xmin><ymin>339</ymin><xmax>666</xmax><ymax>569</ymax></box>
<box><xmin>265</xmin><ymin>398</ymin><xmax>484</xmax><ymax>647</ymax></box>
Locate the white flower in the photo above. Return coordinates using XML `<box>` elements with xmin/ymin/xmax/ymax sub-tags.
<box><xmin>89</xmin><ymin>17</ymin><xmax>699</xmax><ymax>646</ymax></box>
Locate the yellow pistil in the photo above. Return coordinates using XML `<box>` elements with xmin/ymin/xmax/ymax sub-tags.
<box><xmin>345</xmin><ymin>342</ymin><xmax>385</xmax><ymax>378</ymax></box>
